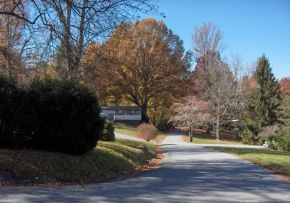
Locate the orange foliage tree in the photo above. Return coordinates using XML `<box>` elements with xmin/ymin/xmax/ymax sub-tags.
<box><xmin>83</xmin><ymin>18</ymin><xmax>191</xmax><ymax>122</ymax></box>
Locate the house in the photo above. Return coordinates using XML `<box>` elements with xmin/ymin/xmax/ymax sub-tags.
<box><xmin>100</xmin><ymin>106</ymin><xmax>142</xmax><ymax>121</ymax></box>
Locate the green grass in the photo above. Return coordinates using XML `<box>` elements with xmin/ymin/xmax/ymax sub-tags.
<box><xmin>183</xmin><ymin>135</ymin><xmax>242</xmax><ymax>145</ymax></box>
<box><xmin>0</xmin><ymin>139</ymin><xmax>157</xmax><ymax>183</ymax></box>
<box><xmin>115</xmin><ymin>128</ymin><xmax>136</xmax><ymax>136</ymax></box>
<box><xmin>113</xmin><ymin>122</ymin><xmax>166</xmax><ymax>143</ymax></box>
<box><xmin>209</xmin><ymin>147</ymin><xmax>290</xmax><ymax>176</ymax></box>
<box><xmin>114</xmin><ymin>123</ymin><xmax>136</xmax><ymax>136</ymax></box>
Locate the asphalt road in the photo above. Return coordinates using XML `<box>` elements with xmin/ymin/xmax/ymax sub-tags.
<box><xmin>1</xmin><ymin>133</ymin><xmax>290</xmax><ymax>203</ymax></box>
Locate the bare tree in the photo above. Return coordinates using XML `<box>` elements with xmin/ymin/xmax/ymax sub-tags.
<box><xmin>190</xmin><ymin>22</ymin><xmax>246</xmax><ymax>139</ymax></box>
<box><xmin>0</xmin><ymin>0</ymin><xmax>41</xmax><ymax>24</ymax></box>
<box><xmin>192</xmin><ymin>22</ymin><xmax>224</xmax><ymax>60</ymax></box>
<box><xmin>201</xmin><ymin>58</ymin><xmax>245</xmax><ymax>139</ymax></box>
<box><xmin>0</xmin><ymin>0</ymin><xmax>159</xmax><ymax>80</ymax></box>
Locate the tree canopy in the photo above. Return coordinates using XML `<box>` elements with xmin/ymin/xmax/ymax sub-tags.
<box><xmin>84</xmin><ymin>18</ymin><xmax>191</xmax><ymax>122</ymax></box>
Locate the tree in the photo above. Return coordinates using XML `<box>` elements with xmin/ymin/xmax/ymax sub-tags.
<box><xmin>241</xmin><ymin>75</ymin><xmax>258</xmax><ymax>100</ymax></box>
<box><xmin>0</xmin><ymin>0</ymin><xmax>31</xmax><ymax>79</ymax></box>
<box><xmin>279</xmin><ymin>77</ymin><xmax>290</xmax><ymax>96</ymax></box>
<box><xmin>84</xmin><ymin>19</ymin><xmax>191</xmax><ymax>122</ymax></box>
<box><xmin>192</xmin><ymin>22</ymin><xmax>224</xmax><ymax>60</ymax></box>
<box><xmin>0</xmin><ymin>0</ymin><xmax>159</xmax><ymax>80</ymax></box>
<box><xmin>189</xmin><ymin>51</ymin><xmax>221</xmax><ymax>95</ymax></box>
<box><xmin>190</xmin><ymin>23</ymin><xmax>244</xmax><ymax>139</ymax></box>
<box><xmin>189</xmin><ymin>22</ymin><xmax>224</xmax><ymax>95</ymax></box>
<box><xmin>281</xmin><ymin>94</ymin><xmax>290</xmax><ymax>135</ymax></box>
<box><xmin>243</xmin><ymin>55</ymin><xmax>282</xmax><ymax>137</ymax></box>
<box><xmin>279</xmin><ymin>77</ymin><xmax>290</xmax><ymax>135</ymax></box>
<box><xmin>201</xmin><ymin>59</ymin><xmax>245</xmax><ymax>139</ymax></box>
<box><xmin>169</xmin><ymin>96</ymin><xmax>212</xmax><ymax>130</ymax></box>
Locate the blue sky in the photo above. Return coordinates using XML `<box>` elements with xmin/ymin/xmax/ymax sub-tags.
<box><xmin>141</xmin><ymin>0</ymin><xmax>290</xmax><ymax>79</ymax></box>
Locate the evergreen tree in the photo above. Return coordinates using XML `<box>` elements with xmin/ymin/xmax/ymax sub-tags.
<box><xmin>281</xmin><ymin>95</ymin><xmax>290</xmax><ymax>135</ymax></box>
<box><xmin>242</xmin><ymin>55</ymin><xmax>282</xmax><ymax>143</ymax></box>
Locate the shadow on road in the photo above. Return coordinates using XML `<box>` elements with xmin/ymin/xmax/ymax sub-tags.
<box><xmin>1</xmin><ymin>134</ymin><xmax>290</xmax><ymax>203</ymax></box>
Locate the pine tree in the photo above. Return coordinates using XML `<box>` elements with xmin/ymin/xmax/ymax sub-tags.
<box><xmin>281</xmin><ymin>95</ymin><xmax>290</xmax><ymax>135</ymax></box>
<box><xmin>243</xmin><ymin>55</ymin><xmax>282</xmax><ymax>141</ymax></box>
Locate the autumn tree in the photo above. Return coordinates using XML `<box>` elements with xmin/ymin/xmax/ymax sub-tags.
<box><xmin>148</xmin><ymin>94</ymin><xmax>172</xmax><ymax>128</ymax></box>
<box><xmin>241</xmin><ymin>75</ymin><xmax>258</xmax><ymax>100</ymax></box>
<box><xmin>81</xmin><ymin>41</ymin><xmax>118</xmax><ymax>104</ymax></box>
<box><xmin>85</xmin><ymin>19</ymin><xmax>191</xmax><ymax>122</ymax></box>
<box><xmin>189</xmin><ymin>22</ymin><xmax>224</xmax><ymax>95</ymax></box>
<box><xmin>0</xmin><ymin>0</ymin><xmax>158</xmax><ymax>80</ymax></box>
<box><xmin>279</xmin><ymin>77</ymin><xmax>290</xmax><ymax>96</ymax></box>
<box><xmin>0</xmin><ymin>0</ymin><xmax>31</xmax><ymax>79</ymax></box>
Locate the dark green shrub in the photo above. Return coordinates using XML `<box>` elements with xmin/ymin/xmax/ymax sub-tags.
<box><xmin>20</xmin><ymin>78</ymin><xmax>103</xmax><ymax>154</ymax></box>
<box><xmin>275</xmin><ymin>135</ymin><xmax>290</xmax><ymax>151</ymax></box>
<box><xmin>100</xmin><ymin>120</ymin><xmax>115</xmax><ymax>141</ymax></box>
<box><xmin>0</xmin><ymin>75</ymin><xmax>25</xmax><ymax>148</ymax></box>
<box><xmin>239</xmin><ymin>128</ymin><xmax>260</xmax><ymax>145</ymax></box>
<box><xmin>0</xmin><ymin>76</ymin><xmax>103</xmax><ymax>154</ymax></box>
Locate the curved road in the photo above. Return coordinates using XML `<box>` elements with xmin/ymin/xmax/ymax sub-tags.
<box><xmin>1</xmin><ymin>133</ymin><xmax>290</xmax><ymax>203</ymax></box>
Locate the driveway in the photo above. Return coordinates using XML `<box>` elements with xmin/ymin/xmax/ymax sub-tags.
<box><xmin>1</xmin><ymin>133</ymin><xmax>290</xmax><ymax>203</ymax></box>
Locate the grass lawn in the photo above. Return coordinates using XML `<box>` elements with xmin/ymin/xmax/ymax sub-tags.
<box><xmin>0</xmin><ymin>139</ymin><xmax>157</xmax><ymax>184</ymax></box>
<box><xmin>183</xmin><ymin>135</ymin><xmax>242</xmax><ymax>145</ymax></box>
<box><xmin>114</xmin><ymin>122</ymin><xmax>166</xmax><ymax>143</ymax></box>
<box><xmin>181</xmin><ymin>128</ymin><xmax>242</xmax><ymax>145</ymax></box>
<box><xmin>115</xmin><ymin>128</ymin><xmax>136</xmax><ymax>136</ymax></box>
<box><xmin>114</xmin><ymin>123</ymin><xmax>136</xmax><ymax>137</ymax></box>
<box><xmin>209</xmin><ymin>147</ymin><xmax>290</xmax><ymax>179</ymax></box>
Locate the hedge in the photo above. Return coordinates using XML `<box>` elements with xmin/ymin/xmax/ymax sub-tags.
<box><xmin>0</xmin><ymin>76</ymin><xmax>103</xmax><ymax>154</ymax></box>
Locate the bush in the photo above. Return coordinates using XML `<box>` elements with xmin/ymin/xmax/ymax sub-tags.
<box><xmin>100</xmin><ymin>119</ymin><xmax>115</xmax><ymax>141</ymax></box>
<box><xmin>0</xmin><ymin>76</ymin><xmax>103</xmax><ymax>154</ymax></box>
<box><xmin>0</xmin><ymin>75</ymin><xmax>25</xmax><ymax>148</ymax></box>
<box><xmin>136</xmin><ymin>123</ymin><xmax>159</xmax><ymax>141</ymax></box>
<box><xmin>275</xmin><ymin>135</ymin><xmax>290</xmax><ymax>151</ymax></box>
<box><xmin>259</xmin><ymin>125</ymin><xmax>280</xmax><ymax>143</ymax></box>
<box><xmin>239</xmin><ymin>128</ymin><xmax>260</xmax><ymax>145</ymax></box>
<box><xmin>20</xmin><ymin>78</ymin><xmax>103</xmax><ymax>154</ymax></box>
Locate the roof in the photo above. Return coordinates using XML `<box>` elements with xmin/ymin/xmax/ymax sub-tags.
<box><xmin>100</xmin><ymin>106</ymin><xmax>141</xmax><ymax>111</ymax></box>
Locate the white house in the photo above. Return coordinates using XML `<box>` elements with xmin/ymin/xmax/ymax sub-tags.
<box><xmin>100</xmin><ymin>106</ymin><xmax>142</xmax><ymax>121</ymax></box>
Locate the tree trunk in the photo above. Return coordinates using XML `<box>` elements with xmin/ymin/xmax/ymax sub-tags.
<box><xmin>76</xmin><ymin>0</ymin><xmax>87</xmax><ymax>73</ymax></box>
<box><xmin>189</xmin><ymin>125</ymin><xmax>193</xmax><ymax>142</ymax></box>
<box><xmin>152</xmin><ymin>105</ymin><xmax>157</xmax><ymax>125</ymax></box>
<box><xmin>216</xmin><ymin>113</ymin><xmax>220</xmax><ymax>140</ymax></box>
<box><xmin>141</xmin><ymin>105</ymin><xmax>149</xmax><ymax>123</ymax></box>
<box><xmin>64</xmin><ymin>0</ymin><xmax>73</xmax><ymax>79</ymax></box>
<box><xmin>206</xmin><ymin>123</ymin><xmax>211</xmax><ymax>135</ymax></box>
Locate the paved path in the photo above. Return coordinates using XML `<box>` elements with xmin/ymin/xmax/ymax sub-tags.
<box><xmin>1</xmin><ymin>133</ymin><xmax>290</xmax><ymax>203</ymax></box>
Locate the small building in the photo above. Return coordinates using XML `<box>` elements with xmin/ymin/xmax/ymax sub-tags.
<box><xmin>100</xmin><ymin>106</ymin><xmax>142</xmax><ymax>121</ymax></box>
